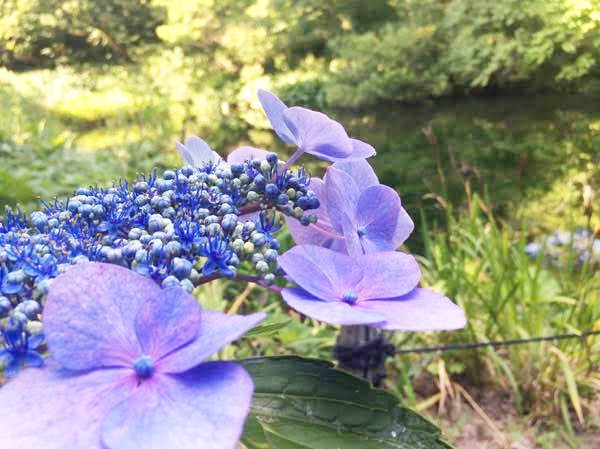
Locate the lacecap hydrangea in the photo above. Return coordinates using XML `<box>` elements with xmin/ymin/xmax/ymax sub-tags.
<box><xmin>0</xmin><ymin>89</ymin><xmax>466</xmax><ymax>449</ymax></box>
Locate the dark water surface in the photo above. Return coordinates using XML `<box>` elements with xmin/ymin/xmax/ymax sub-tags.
<box><xmin>335</xmin><ymin>94</ymin><xmax>599</xmax><ymax>220</ymax></box>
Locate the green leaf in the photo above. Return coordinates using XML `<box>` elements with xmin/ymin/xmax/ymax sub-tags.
<box><xmin>244</xmin><ymin>320</ymin><xmax>292</xmax><ymax>338</ymax></box>
<box><xmin>241</xmin><ymin>356</ymin><xmax>454</xmax><ymax>449</ymax></box>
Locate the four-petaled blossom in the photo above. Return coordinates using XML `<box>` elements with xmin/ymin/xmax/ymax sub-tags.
<box><xmin>0</xmin><ymin>262</ymin><xmax>265</xmax><ymax>449</ymax></box>
<box><xmin>258</xmin><ymin>89</ymin><xmax>376</xmax><ymax>163</ymax></box>
<box><xmin>287</xmin><ymin>159</ymin><xmax>413</xmax><ymax>255</ymax></box>
<box><xmin>278</xmin><ymin>245</ymin><xmax>466</xmax><ymax>330</ymax></box>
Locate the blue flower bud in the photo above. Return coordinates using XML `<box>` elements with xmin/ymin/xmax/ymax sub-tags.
<box><xmin>253</xmin><ymin>174</ymin><xmax>267</xmax><ymax>191</ymax></box>
<box><xmin>134</xmin><ymin>181</ymin><xmax>149</xmax><ymax>194</ymax></box>
<box><xmin>30</xmin><ymin>212</ymin><xmax>48</xmax><ymax>231</ymax></box>
<box><xmin>266</xmin><ymin>152</ymin><xmax>278</xmax><ymax>165</ymax></box>
<box><xmin>221</xmin><ymin>214</ymin><xmax>238</xmax><ymax>233</ymax></box>
<box><xmin>0</xmin><ymin>296</ymin><xmax>12</xmax><ymax>315</ymax></box>
<box><xmin>15</xmin><ymin>300</ymin><xmax>40</xmax><ymax>319</ymax></box>
<box><xmin>277</xmin><ymin>193</ymin><xmax>289</xmax><ymax>205</ymax></box>
<box><xmin>265</xmin><ymin>183</ymin><xmax>279</xmax><ymax>199</ymax></box>
<box><xmin>264</xmin><ymin>249</ymin><xmax>278</xmax><ymax>263</ymax></box>
<box><xmin>164</xmin><ymin>241</ymin><xmax>182</xmax><ymax>258</ymax></box>
<box><xmin>161</xmin><ymin>275</ymin><xmax>180</xmax><ymax>289</ymax></box>
<box><xmin>171</xmin><ymin>258</ymin><xmax>193</xmax><ymax>279</ymax></box>
<box><xmin>230</xmin><ymin>163</ymin><xmax>244</xmax><ymax>176</ymax></box>
<box><xmin>163</xmin><ymin>170</ymin><xmax>176</xmax><ymax>180</ymax></box>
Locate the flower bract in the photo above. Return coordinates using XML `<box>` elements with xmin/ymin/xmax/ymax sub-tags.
<box><xmin>0</xmin><ymin>262</ymin><xmax>265</xmax><ymax>449</ymax></box>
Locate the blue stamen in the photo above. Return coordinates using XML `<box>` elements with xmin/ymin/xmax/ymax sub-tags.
<box><xmin>133</xmin><ymin>355</ymin><xmax>154</xmax><ymax>379</ymax></box>
<box><xmin>357</xmin><ymin>226</ymin><xmax>367</xmax><ymax>238</ymax></box>
<box><xmin>342</xmin><ymin>290</ymin><xmax>358</xmax><ymax>304</ymax></box>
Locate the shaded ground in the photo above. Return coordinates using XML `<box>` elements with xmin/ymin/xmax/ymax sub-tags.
<box><xmin>422</xmin><ymin>385</ymin><xmax>600</xmax><ymax>449</ymax></box>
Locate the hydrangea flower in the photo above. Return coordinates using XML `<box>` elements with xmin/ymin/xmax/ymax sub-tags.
<box><xmin>258</xmin><ymin>89</ymin><xmax>376</xmax><ymax>163</ymax></box>
<box><xmin>0</xmin><ymin>262</ymin><xmax>265</xmax><ymax>449</ymax></box>
<box><xmin>278</xmin><ymin>245</ymin><xmax>466</xmax><ymax>330</ymax></box>
<box><xmin>287</xmin><ymin>159</ymin><xmax>413</xmax><ymax>254</ymax></box>
<box><xmin>176</xmin><ymin>135</ymin><xmax>223</xmax><ymax>167</ymax></box>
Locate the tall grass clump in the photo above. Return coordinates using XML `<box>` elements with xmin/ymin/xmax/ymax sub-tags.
<box><xmin>391</xmin><ymin>193</ymin><xmax>599</xmax><ymax>430</ymax></box>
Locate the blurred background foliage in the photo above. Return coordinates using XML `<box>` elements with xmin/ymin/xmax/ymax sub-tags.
<box><xmin>0</xmin><ymin>0</ymin><xmax>599</xmax><ymax>444</ymax></box>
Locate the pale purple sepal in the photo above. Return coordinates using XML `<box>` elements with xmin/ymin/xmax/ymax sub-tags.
<box><xmin>348</xmin><ymin>138</ymin><xmax>376</xmax><ymax>159</ymax></box>
<box><xmin>277</xmin><ymin>245</ymin><xmax>420</xmax><ymax>302</ymax></box>
<box><xmin>134</xmin><ymin>287</ymin><xmax>201</xmax><ymax>361</ymax></box>
<box><xmin>101</xmin><ymin>362</ymin><xmax>253</xmax><ymax>449</ymax></box>
<box><xmin>157</xmin><ymin>310</ymin><xmax>266</xmax><ymax>373</ymax></box>
<box><xmin>227</xmin><ymin>146</ymin><xmax>271</xmax><ymax>164</ymax></box>
<box><xmin>257</xmin><ymin>89</ymin><xmax>296</xmax><ymax>144</ymax></box>
<box><xmin>331</xmin><ymin>159</ymin><xmax>379</xmax><ymax>190</ymax></box>
<box><xmin>176</xmin><ymin>135</ymin><xmax>222</xmax><ymax>167</ymax></box>
<box><xmin>257</xmin><ymin>89</ymin><xmax>375</xmax><ymax>161</ymax></box>
<box><xmin>0</xmin><ymin>367</ymin><xmax>136</xmax><ymax>449</ymax></box>
<box><xmin>281</xmin><ymin>288</ymin><xmax>386</xmax><ymax>326</ymax></box>
<box><xmin>361</xmin><ymin>288</ymin><xmax>467</xmax><ymax>331</ymax></box>
<box><xmin>43</xmin><ymin>263</ymin><xmax>155</xmax><ymax>370</ymax></box>
<box><xmin>282</xmin><ymin>107</ymin><xmax>353</xmax><ymax>160</ymax></box>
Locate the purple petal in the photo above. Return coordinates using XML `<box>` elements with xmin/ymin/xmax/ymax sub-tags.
<box><xmin>353</xmin><ymin>252</ymin><xmax>421</xmax><ymax>300</ymax></box>
<box><xmin>134</xmin><ymin>287</ymin><xmax>201</xmax><ymax>362</ymax></box>
<box><xmin>0</xmin><ymin>367</ymin><xmax>136</xmax><ymax>449</ymax></box>
<box><xmin>157</xmin><ymin>311</ymin><xmax>265</xmax><ymax>373</ymax></box>
<box><xmin>324</xmin><ymin>167</ymin><xmax>360</xmax><ymax>234</ymax></box>
<box><xmin>354</xmin><ymin>185</ymin><xmax>402</xmax><ymax>253</ymax></box>
<box><xmin>101</xmin><ymin>362</ymin><xmax>253</xmax><ymax>449</ymax></box>
<box><xmin>257</xmin><ymin>89</ymin><xmax>296</xmax><ymax>144</ymax></box>
<box><xmin>360</xmin><ymin>288</ymin><xmax>467</xmax><ymax>331</ymax></box>
<box><xmin>176</xmin><ymin>136</ymin><xmax>221</xmax><ymax>167</ymax></box>
<box><xmin>43</xmin><ymin>262</ymin><xmax>155</xmax><ymax>370</ymax></box>
<box><xmin>227</xmin><ymin>146</ymin><xmax>271</xmax><ymax>164</ymax></box>
<box><xmin>286</xmin><ymin>178</ymin><xmax>344</xmax><ymax>248</ymax></box>
<box><xmin>282</xmin><ymin>107</ymin><xmax>353</xmax><ymax>160</ymax></box>
<box><xmin>348</xmin><ymin>138</ymin><xmax>376</xmax><ymax>159</ymax></box>
<box><xmin>277</xmin><ymin>245</ymin><xmax>363</xmax><ymax>301</ymax></box>
<box><xmin>282</xmin><ymin>288</ymin><xmax>386</xmax><ymax>326</ymax></box>
<box><xmin>330</xmin><ymin>158</ymin><xmax>379</xmax><ymax>191</ymax></box>
<box><xmin>393</xmin><ymin>206</ymin><xmax>415</xmax><ymax>246</ymax></box>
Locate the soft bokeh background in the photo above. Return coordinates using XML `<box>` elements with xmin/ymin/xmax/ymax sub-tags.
<box><xmin>1</xmin><ymin>1</ymin><xmax>599</xmax><ymax>447</ymax></box>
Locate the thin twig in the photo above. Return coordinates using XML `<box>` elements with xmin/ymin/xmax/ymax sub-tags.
<box><xmin>394</xmin><ymin>330</ymin><xmax>600</xmax><ymax>355</ymax></box>
<box><xmin>227</xmin><ymin>283</ymin><xmax>255</xmax><ymax>315</ymax></box>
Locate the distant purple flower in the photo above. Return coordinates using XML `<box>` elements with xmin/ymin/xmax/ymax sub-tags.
<box><xmin>0</xmin><ymin>262</ymin><xmax>265</xmax><ymax>449</ymax></box>
<box><xmin>287</xmin><ymin>159</ymin><xmax>413</xmax><ymax>255</ymax></box>
<box><xmin>176</xmin><ymin>135</ymin><xmax>223</xmax><ymax>167</ymax></box>
<box><xmin>278</xmin><ymin>245</ymin><xmax>466</xmax><ymax>330</ymax></box>
<box><xmin>258</xmin><ymin>89</ymin><xmax>375</xmax><ymax>163</ymax></box>
<box><xmin>524</xmin><ymin>242</ymin><xmax>542</xmax><ymax>258</ymax></box>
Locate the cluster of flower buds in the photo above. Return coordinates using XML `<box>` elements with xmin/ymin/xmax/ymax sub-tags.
<box><xmin>0</xmin><ymin>150</ymin><xmax>319</xmax><ymax>375</ymax></box>
<box><xmin>525</xmin><ymin>228</ymin><xmax>600</xmax><ymax>266</ymax></box>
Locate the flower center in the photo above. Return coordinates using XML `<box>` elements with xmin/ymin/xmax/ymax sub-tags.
<box><xmin>357</xmin><ymin>226</ymin><xmax>367</xmax><ymax>238</ymax></box>
<box><xmin>133</xmin><ymin>355</ymin><xmax>155</xmax><ymax>379</ymax></box>
<box><xmin>342</xmin><ymin>290</ymin><xmax>358</xmax><ymax>304</ymax></box>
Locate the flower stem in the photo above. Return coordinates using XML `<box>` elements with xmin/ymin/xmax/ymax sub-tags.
<box><xmin>234</xmin><ymin>274</ymin><xmax>283</xmax><ymax>294</ymax></box>
<box><xmin>333</xmin><ymin>326</ymin><xmax>394</xmax><ymax>386</ymax></box>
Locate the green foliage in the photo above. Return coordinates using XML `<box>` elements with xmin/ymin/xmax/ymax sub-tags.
<box><xmin>241</xmin><ymin>357</ymin><xmax>454</xmax><ymax>449</ymax></box>
<box><xmin>327</xmin><ymin>0</ymin><xmax>600</xmax><ymax>107</ymax></box>
<box><xmin>0</xmin><ymin>0</ymin><xmax>164</xmax><ymax>68</ymax></box>
<box><xmin>400</xmin><ymin>194</ymin><xmax>600</xmax><ymax>422</ymax></box>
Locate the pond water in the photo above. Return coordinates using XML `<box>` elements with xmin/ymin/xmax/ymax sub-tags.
<box><xmin>336</xmin><ymin>94</ymin><xmax>599</xmax><ymax>220</ymax></box>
